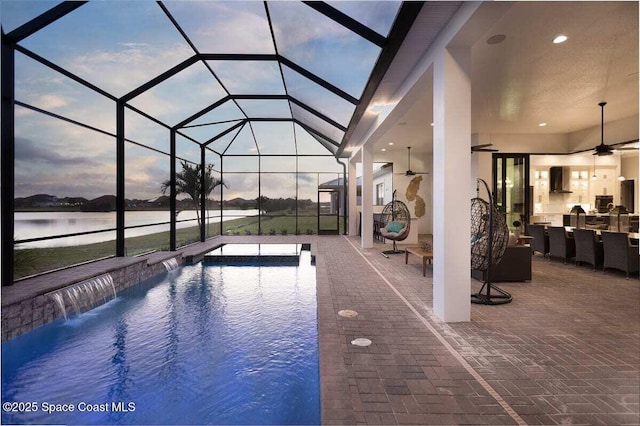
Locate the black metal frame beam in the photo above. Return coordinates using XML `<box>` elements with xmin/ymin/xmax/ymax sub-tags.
<box><xmin>121</xmin><ymin>55</ymin><xmax>200</xmax><ymax>103</ymax></box>
<box><xmin>15</xmin><ymin>45</ymin><xmax>116</xmax><ymax>101</ymax></box>
<box><xmin>16</xmin><ymin>100</ymin><xmax>185</xmax><ymax>161</ymax></box>
<box><xmin>15</xmin><ymin>100</ymin><xmax>116</xmax><ymax>137</ymax></box>
<box><xmin>123</xmin><ymin>103</ymin><xmax>201</xmax><ymax>148</ymax></box>
<box><xmin>116</xmin><ymin>101</ymin><xmax>126</xmax><ymax>256</ymax></box>
<box><xmin>200</xmin><ymin>53</ymin><xmax>278</xmax><ymax>62</ymax></box>
<box><xmin>203</xmin><ymin>120</ymin><xmax>246</xmax><ymax>147</ymax></box>
<box><xmin>157</xmin><ymin>1</ymin><xmax>200</xmax><ymax>54</ymax></box>
<box><xmin>303</xmin><ymin>2</ymin><xmax>386</xmax><ymax>47</ymax></box>
<box><xmin>5</xmin><ymin>1</ymin><xmax>87</xmax><ymax>42</ymax></box>
<box><xmin>200</xmin><ymin>145</ymin><xmax>206</xmax><ymax>242</ymax></box>
<box><xmin>288</xmin><ymin>97</ymin><xmax>346</xmax><ymax>132</ymax></box>
<box><xmin>175</xmin><ymin>96</ymin><xmax>233</xmax><ymax>129</ymax></box>
<box><xmin>295</xmin><ymin>120</ymin><xmax>340</xmax><ymax>147</ymax></box>
<box><xmin>177</xmin><ymin>94</ymin><xmax>346</xmax><ymax>139</ymax></box>
<box><xmin>2</xmin><ymin>31</ymin><xmax>15</xmax><ymax>286</ymax></box>
<box><xmin>337</xmin><ymin>1</ymin><xmax>425</xmax><ymax>156</ymax></box>
<box><xmin>280</xmin><ymin>56</ymin><xmax>358</xmax><ymax>105</ymax></box>
<box><xmin>170</xmin><ymin>129</ymin><xmax>177</xmax><ymax>250</ymax></box>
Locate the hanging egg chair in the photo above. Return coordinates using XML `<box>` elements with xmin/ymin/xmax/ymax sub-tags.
<box><xmin>379</xmin><ymin>190</ymin><xmax>411</xmax><ymax>255</ymax></box>
<box><xmin>470</xmin><ymin>179</ymin><xmax>512</xmax><ymax>305</ymax></box>
<box><xmin>470</xmin><ymin>198</ymin><xmax>509</xmax><ymax>271</ymax></box>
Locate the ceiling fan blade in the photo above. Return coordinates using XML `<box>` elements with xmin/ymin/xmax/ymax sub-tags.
<box><xmin>471</xmin><ymin>144</ymin><xmax>498</xmax><ymax>153</ymax></box>
<box><xmin>609</xmin><ymin>139</ymin><xmax>639</xmax><ymax>151</ymax></box>
<box><xmin>471</xmin><ymin>144</ymin><xmax>494</xmax><ymax>150</ymax></box>
<box><xmin>471</xmin><ymin>148</ymin><xmax>499</xmax><ymax>153</ymax></box>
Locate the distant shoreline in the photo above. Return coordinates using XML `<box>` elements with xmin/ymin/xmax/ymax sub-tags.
<box><xmin>15</xmin><ymin>206</ymin><xmax>245</xmax><ymax>213</ymax></box>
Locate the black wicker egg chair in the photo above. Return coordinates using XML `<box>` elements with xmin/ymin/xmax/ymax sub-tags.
<box><xmin>379</xmin><ymin>190</ymin><xmax>411</xmax><ymax>256</ymax></box>
<box><xmin>470</xmin><ymin>178</ymin><xmax>512</xmax><ymax>305</ymax></box>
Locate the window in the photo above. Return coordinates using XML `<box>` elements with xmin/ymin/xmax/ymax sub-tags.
<box><xmin>376</xmin><ymin>183</ymin><xmax>385</xmax><ymax>206</ymax></box>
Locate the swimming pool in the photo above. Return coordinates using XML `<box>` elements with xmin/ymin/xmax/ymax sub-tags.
<box><xmin>1</xmin><ymin>245</ymin><xmax>319</xmax><ymax>425</ymax></box>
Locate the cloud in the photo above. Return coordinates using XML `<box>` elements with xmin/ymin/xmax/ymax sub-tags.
<box><xmin>209</xmin><ymin>60</ymin><xmax>284</xmax><ymax>95</ymax></box>
<box><xmin>129</xmin><ymin>61</ymin><xmax>227</xmax><ymax>126</ymax></box>
<box><xmin>68</xmin><ymin>42</ymin><xmax>194</xmax><ymax>97</ymax></box>
<box><xmin>193</xmin><ymin>4</ymin><xmax>275</xmax><ymax>53</ymax></box>
<box><xmin>15</xmin><ymin>137</ymin><xmax>103</xmax><ymax>167</ymax></box>
<box><xmin>36</xmin><ymin>94</ymin><xmax>69</xmax><ymax>109</ymax></box>
<box><xmin>14</xmin><ymin>138</ymin><xmax>116</xmax><ymax>198</ymax></box>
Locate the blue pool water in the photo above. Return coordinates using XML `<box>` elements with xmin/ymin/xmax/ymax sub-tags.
<box><xmin>2</xmin><ymin>248</ymin><xmax>319</xmax><ymax>425</ymax></box>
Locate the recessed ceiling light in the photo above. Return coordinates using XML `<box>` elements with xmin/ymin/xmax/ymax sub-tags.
<box><xmin>430</xmin><ymin>122</ymin><xmax>434</xmax><ymax>127</ymax></box>
<box><xmin>381</xmin><ymin>148</ymin><xmax>386</xmax><ymax>152</ymax></box>
<box><xmin>487</xmin><ymin>34</ymin><xmax>506</xmax><ymax>45</ymax></box>
<box><xmin>553</xmin><ymin>35</ymin><xmax>567</xmax><ymax>44</ymax></box>
<box><xmin>538</xmin><ymin>122</ymin><xmax>547</xmax><ymax>127</ymax></box>
<box><xmin>388</xmin><ymin>142</ymin><xmax>394</xmax><ymax>145</ymax></box>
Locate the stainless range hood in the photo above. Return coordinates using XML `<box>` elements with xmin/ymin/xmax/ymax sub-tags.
<box><xmin>549</xmin><ymin>167</ymin><xmax>573</xmax><ymax>193</ymax></box>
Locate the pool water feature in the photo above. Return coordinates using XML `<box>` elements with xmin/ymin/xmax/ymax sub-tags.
<box><xmin>2</xmin><ymin>246</ymin><xmax>319</xmax><ymax>425</ymax></box>
<box><xmin>162</xmin><ymin>257</ymin><xmax>179</xmax><ymax>271</ymax></box>
<box><xmin>47</xmin><ymin>273</ymin><xmax>117</xmax><ymax>320</ymax></box>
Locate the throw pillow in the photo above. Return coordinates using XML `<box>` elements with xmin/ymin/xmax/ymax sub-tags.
<box><xmin>387</xmin><ymin>221</ymin><xmax>404</xmax><ymax>233</ymax></box>
<box><xmin>470</xmin><ymin>232</ymin><xmax>485</xmax><ymax>243</ymax></box>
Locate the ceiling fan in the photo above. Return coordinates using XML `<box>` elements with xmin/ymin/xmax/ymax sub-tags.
<box><xmin>572</xmin><ymin>102</ymin><xmax>639</xmax><ymax>155</ymax></box>
<box><xmin>471</xmin><ymin>143</ymin><xmax>499</xmax><ymax>153</ymax></box>
<box><xmin>590</xmin><ymin>102</ymin><xmax>614</xmax><ymax>156</ymax></box>
<box><xmin>395</xmin><ymin>146</ymin><xmax>429</xmax><ymax>176</ymax></box>
<box><xmin>587</xmin><ymin>102</ymin><xmax>640</xmax><ymax>155</ymax></box>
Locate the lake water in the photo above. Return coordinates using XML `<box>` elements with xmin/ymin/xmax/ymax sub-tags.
<box><xmin>14</xmin><ymin>210</ymin><xmax>259</xmax><ymax>249</ymax></box>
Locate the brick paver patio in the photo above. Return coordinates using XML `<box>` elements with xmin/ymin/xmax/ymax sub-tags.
<box><xmin>314</xmin><ymin>235</ymin><xmax>639</xmax><ymax>425</ymax></box>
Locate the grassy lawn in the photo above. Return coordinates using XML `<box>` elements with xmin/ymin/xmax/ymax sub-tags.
<box><xmin>14</xmin><ymin>226</ymin><xmax>206</xmax><ymax>280</ymax></box>
<box><xmin>14</xmin><ymin>214</ymin><xmax>344</xmax><ymax>280</ymax></box>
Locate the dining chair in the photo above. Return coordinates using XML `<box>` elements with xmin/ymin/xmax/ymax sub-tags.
<box><xmin>528</xmin><ymin>224</ymin><xmax>549</xmax><ymax>257</ymax></box>
<box><xmin>548</xmin><ymin>226</ymin><xmax>575</xmax><ymax>264</ymax></box>
<box><xmin>601</xmin><ymin>231</ymin><xmax>640</xmax><ymax>279</ymax></box>
<box><xmin>573</xmin><ymin>228</ymin><xmax>603</xmax><ymax>271</ymax></box>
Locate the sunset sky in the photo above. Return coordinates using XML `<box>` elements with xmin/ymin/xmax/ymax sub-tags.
<box><xmin>4</xmin><ymin>1</ymin><xmax>400</xmax><ymax>200</ymax></box>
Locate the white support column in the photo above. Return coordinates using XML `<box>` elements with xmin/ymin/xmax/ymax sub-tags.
<box><xmin>361</xmin><ymin>144</ymin><xmax>374</xmax><ymax>248</ymax></box>
<box><xmin>348</xmin><ymin>156</ymin><xmax>358</xmax><ymax>236</ymax></box>
<box><xmin>432</xmin><ymin>46</ymin><xmax>472</xmax><ymax>322</ymax></box>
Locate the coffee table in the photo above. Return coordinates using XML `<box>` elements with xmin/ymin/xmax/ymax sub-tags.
<box><xmin>405</xmin><ymin>247</ymin><xmax>433</xmax><ymax>276</ymax></box>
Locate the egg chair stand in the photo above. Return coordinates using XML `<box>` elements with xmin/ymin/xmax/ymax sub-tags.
<box><xmin>470</xmin><ymin>178</ymin><xmax>512</xmax><ymax>305</ymax></box>
<box><xmin>379</xmin><ymin>190</ymin><xmax>411</xmax><ymax>257</ymax></box>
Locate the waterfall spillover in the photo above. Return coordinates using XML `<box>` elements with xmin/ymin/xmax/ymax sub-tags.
<box><xmin>163</xmin><ymin>258</ymin><xmax>179</xmax><ymax>271</ymax></box>
<box><xmin>47</xmin><ymin>273</ymin><xmax>117</xmax><ymax>320</ymax></box>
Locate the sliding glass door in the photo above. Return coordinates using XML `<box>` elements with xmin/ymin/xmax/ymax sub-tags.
<box><xmin>493</xmin><ymin>154</ymin><xmax>531</xmax><ymax>231</ymax></box>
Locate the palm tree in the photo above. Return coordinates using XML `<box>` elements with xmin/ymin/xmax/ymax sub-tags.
<box><xmin>161</xmin><ymin>160</ymin><xmax>225</xmax><ymax>228</ymax></box>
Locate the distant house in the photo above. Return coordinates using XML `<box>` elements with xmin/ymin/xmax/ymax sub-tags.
<box><xmin>319</xmin><ymin>163</ymin><xmax>393</xmax><ymax>214</ymax></box>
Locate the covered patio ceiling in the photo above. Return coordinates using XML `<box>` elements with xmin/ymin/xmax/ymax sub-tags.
<box><xmin>348</xmin><ymin>1</ymin><xmax>639</xmax><ymax>159</ymax></box>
